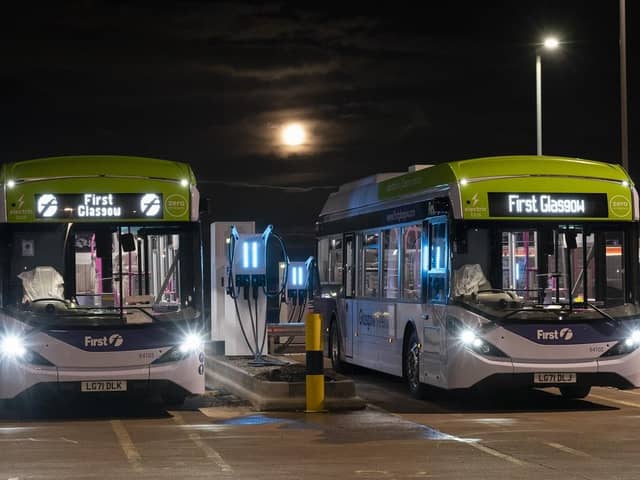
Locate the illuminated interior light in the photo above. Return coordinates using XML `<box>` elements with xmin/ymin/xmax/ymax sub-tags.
<box><xmin>251</xmin><ymin>241</ymin><xmax>258</xmax><ymax>269</ymax></box>
<box><xmin>242</xmin><ymin>241</ymin><xmax>249</xmax><ymax>269</ymax></box>
<box><xmin>435</xmin><ymin>246</ymin><xmax>441</xmax><ymax>269</ymax></box>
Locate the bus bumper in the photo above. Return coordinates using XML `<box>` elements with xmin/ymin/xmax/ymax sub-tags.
<box><xmin>0</xmin><ymin>354</ymin><xmax>204</xmax><ymax>400</ymax></box>
<box><xmin>445</xmin><ymin>347</ymin><xmax>640</xmax><ymax>390</ymax></box>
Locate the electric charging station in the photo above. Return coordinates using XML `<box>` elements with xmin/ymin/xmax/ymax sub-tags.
<box><xmin>223</xmin><ymin>224</ymin><xmax>289</xmax><ymax>364</ymax></box>
<box><xmin>210</xmin><ymin>221</ymin><xmax>256</xmax><ymax>356</ymax></box>
<box><xmin>271</xmin><ymin>256</ymin><xmax>315</xmax><ymax>353</ymax></box>
<box><xmin>283</xmin><ymin>256</ymin><xmax>314</xmax><ymax>320</ymax></box>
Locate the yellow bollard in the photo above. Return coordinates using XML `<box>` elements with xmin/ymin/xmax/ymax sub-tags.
<box><xmin>305</xmin><ymin>313</ymin><xmax>325</xmax><ymax>412</ymax></box>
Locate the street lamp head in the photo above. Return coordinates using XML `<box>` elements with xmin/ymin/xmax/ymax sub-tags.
<box><xmin>543</xmin><ymin>37</ymin><xmax>559</xmax><ymax>50</ymax></box>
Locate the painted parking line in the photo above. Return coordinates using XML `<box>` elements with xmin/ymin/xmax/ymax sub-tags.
<box><xmin>110</xmin><ymin>420</ymin><xmax>143</xmax><ymax>473</ymax></box>
<box><xmin>589</xmin><ymin>393</ymin><xmax>640</xmax><ymax>409</ymax></box>
<box><xmin>171</xmin><ymin>412</ymin><xmax>233</xmax><ymax>474</ymax></box>
<box><xmin>461</xmin><ymin>439</ymin><xmax>531</xmax><ymax>466</ymax></box>
<box><xmin>545</xmin><ymin>442</ymin><xmax>592</xmax><ymax>458</ymax></box>
<box><xmin>368</xmin><ymin>405</ymin><xmax>531</xmax><ymax>467</ymax></box>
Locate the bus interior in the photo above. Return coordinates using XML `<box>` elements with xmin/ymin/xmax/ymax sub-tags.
<box><xmin>452</xmin><ymin>221</ymin><xmax>640</xmax><ymax>321</ymax></box>
<box><xmin>0</xmin><ymin>223</ymin><xmax>202</xmax><ymax>326</ymax></box>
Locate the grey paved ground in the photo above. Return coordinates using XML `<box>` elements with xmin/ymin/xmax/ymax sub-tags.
<box><xmin>2</xmin><ymin>374</ymin><xmax>640</xmax><ymax>479</ymax></box>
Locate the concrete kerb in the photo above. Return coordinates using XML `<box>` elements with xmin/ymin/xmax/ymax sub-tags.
<box><xmin>205</xmin><ymin>354</ymin><xmax>366</xmax><ymax>412</ymax></box>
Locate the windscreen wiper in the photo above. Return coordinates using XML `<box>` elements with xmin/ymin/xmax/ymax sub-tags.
<box><xmin>122</xmin><ymin>306</ymin><xmax>158</xmax><ymax>322</ymax></box>
<box><xmin>573</xmin><ymin>301</ymin><xmax>618</xmax><ymax>324</ymax></box>
<box><xmin>502</xmin><ymin>305</ymin><xmax>564</xmax><ymax>321</ymax></box>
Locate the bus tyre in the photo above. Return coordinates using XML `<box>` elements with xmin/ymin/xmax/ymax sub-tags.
<box><xmin>404</xmin><ymin>329</ymin><xmax>427</xmax><ymax>399</ymax></box>
<box><xmin>559</xmin><ymin>385</ymin><xmax>591</xmax><ymax>399</ymax></box>
<box><xmin>329</xmin><ymin>320</ymin><xmax>349</xmax><ymax>373</ymax></box>
<box><xmin>162</xmin><ymin>393</ymin><xmax>187</xmax><ymax>407</ymax></box>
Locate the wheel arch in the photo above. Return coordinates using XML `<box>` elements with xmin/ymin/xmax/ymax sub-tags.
<box><xmin>402</xmin><ymin>321</ymin><xmax>417</xmax><ymax>378</ymax></box>
<box><xmin>327</xmin><ymin>311</ymin><xmax>338</xmax><ymax>357</ymax></box>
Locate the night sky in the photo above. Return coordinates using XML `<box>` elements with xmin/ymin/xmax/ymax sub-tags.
<box><xmin>2</xmin><ymin>1</ymin><xmax>637</xmax><ymax>258</ymax></box>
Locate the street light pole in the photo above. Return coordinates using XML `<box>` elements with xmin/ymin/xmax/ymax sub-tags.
<box><xmin>619</xmin><ymin>0</ymin><xmax>628</xmax><ymax>172</ymax></box>
<box><xmin>535</xmin><ymin>37</ymin><xmax>559</xmax><ymax>156</ymax></box>
<box><xmin>536</xmin><ymin>53</ymin><xmax>542</xmax><ymax>156</ymax></box>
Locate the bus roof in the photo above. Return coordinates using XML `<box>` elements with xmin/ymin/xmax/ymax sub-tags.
<box><xmin>1</xmin><ymin>155</ymin><xmax>196</xmax><ymax>183</ymax></box>
<box><xmin>319</xmin><ymin>155</ymin><xmax>636</xmax><ymax>223</ymax></box>
<box><xmin>2</xmin><ymin>155</ymin><xmax>198</xmax><ymax>223</ymax></box>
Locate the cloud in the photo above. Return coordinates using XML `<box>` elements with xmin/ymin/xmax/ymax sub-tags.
<box><xmin>199</xmin><ymin>179</ymin><xmax>336</xmax><ymax>192</ymax></box>
<box><xmin>206</xmin><ymin>59</ymin><xmax>341</xmax><ymax>81</ymax></box>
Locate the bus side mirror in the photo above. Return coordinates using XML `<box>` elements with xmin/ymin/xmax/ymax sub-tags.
<box><xmin>199</xmin><ymin>196</ymin><xmax>213</xmax><ymax>215</ymax></box>
<box><xmin>95</xmin><ymin>232</ymin><xmax>112</xmax><ymax>258</ymax></box>
<box><xmin>453</xmin><ymin>224</ymin><xmax>467</xmax><ymax>253</ymax></box>
<box><xmin>565</xmin><ymin>232</ymin><xmax>578</xmax><ymax>250</ymax></box>
<box><xmin>120</xmin><ymin>233</ymin><xmax>136</xmax><ymax>252</ymax></box>
<box><xmin>541</xmin><ymin>231</ymin><xmax>554</xmax><ymax>255</ymax></box>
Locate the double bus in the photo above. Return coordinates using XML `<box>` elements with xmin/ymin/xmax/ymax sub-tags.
<box><xmin>0</xmin><ymin>156</ymin><xmax>205</xmax><ymax>405</ymax></box>
<box><xmin>314</xmin><ymin>155</ymin><xmax>640</xmax><ymax>399</ymax></box>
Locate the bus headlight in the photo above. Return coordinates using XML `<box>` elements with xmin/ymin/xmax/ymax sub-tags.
<box><xmin>626</xmin><ymin>330</ymin><xmax>640</xmax><ymax>347</ymax></box>
<box><xmin>459</xmin><ymin>329</ymin><xmax>507</xmax><ymax>358</ymax></box>
<box><xmin>601</xmin><ymin>329</ymin><xmax>640</xmax><ymax>357</ymax></box>
<box><xmin>0</xmin><ymin>335</ymin><xmax>26</xmax><ymax>359</ymax></box>
<box><xmin>460</xmin><ymin>329</ymin><xmax>477</xmax><ymax>345</ymax></box>
<box><xmin>153</xmin><ymin>334</ymin><xmax>204</xmax><ymax>365</ymax></box>
<box><xmin>179</xmin><ymin>334</ymin><xmax>204</xmax><ymax>353</ymax></box>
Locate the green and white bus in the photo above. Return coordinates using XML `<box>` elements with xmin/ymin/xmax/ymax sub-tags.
<box><xmin>0</xmin><ymin>156</ymin><xmax>205</xmax><ymax>405</ymax></box>
<box><xmin>315</xmin><ymin>155</ymin><xmax>640</xmax><ymax>399</ymax></box>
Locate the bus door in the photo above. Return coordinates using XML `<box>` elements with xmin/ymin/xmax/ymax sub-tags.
<box><xmin>422</xmin><ymin>216</ymin><xmax>448</xmax><ymax>386</ymax></box>
<box><xmin>342</xmin><ymin>233</ymin><xmax>356</xmax><ymax>358</ymax></box>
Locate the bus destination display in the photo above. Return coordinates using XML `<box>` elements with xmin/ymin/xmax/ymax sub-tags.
<box><xmin>35</xmin><ymin>193</ymin><xmax>164</xmax><ymax>219</ymax></box>
<box><xmin>488</xmin><ymin>192</ymin><xmax>608</xmax><ymax>217</ymax></box>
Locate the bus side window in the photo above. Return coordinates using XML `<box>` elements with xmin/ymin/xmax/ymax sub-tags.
<box><xmin>382</xmin><ymin>228</ymin><xmax>400</xmax><ymax>299</ymax></box>
<box><xmin>426</xmin><ymin>219</ymin><xmax>448</xmax><ymax>303</ymax></box>
<box><xmin>360</xmin><ymin>231</ymin><xmax>380</xmax><ymax>297</ymax></box>
<box><xmin>317</xmin><ymin>238</ymin><xmax>330</xmax><ymax>283</ymax></box>
<box><xmin>402</xmin><ymin>224</ymin><xmax>422</xmax><ymax>300</ymax></box>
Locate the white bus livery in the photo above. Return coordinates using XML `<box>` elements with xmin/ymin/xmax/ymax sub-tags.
<box><xmin>0</xmin><ymin>156</ymin><xmax>205</xmax><ymax>406</ymax></box>
<box><xmin>314</xmin><ymin>155</ymin><xmax>640</xmax><ymax>399</ymax></box>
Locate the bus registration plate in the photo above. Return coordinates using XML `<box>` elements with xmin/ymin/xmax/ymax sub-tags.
<box><xmin>533</xmin><ymin>373</ymin><xmax>576</xmax><ymax>384</ymax></box>
<box><xmin>81</xmin><ymin>380</ymin><xmax>127</xmax><ymax>392</ymax></box>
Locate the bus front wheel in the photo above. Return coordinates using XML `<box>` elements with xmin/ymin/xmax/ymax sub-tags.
<box><xmin>404</xmin><ymin>329</ymin><xmax>427</xmax><ymax>399</ymax></box>
<box><xmin>559</xmin><ymin>385</ymin><xmax>591</xmax><ymax>399</ymax></box>
<box><xmin>162</xmin><ymin>393</ymin><xmax>187</xmax><ymax>407</ymax></box>
<box><xmin>329</xmin><ymin>320</ymin><xmax>349</xmax><ymax>373</ymax></box>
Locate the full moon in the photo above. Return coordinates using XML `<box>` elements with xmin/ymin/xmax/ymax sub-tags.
<box><xmin>282</xmin><ymin>123</ymin><xmax>305</xmax><ymax>146</ymax></box>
